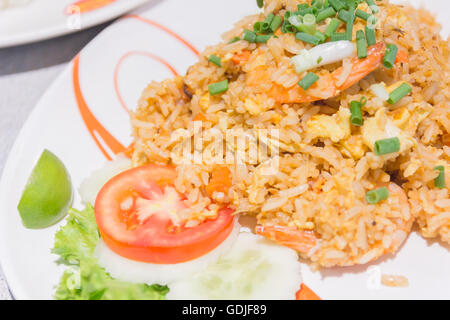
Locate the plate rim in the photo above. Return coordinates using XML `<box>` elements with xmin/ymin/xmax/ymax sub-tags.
<box><xmin>0</xmin><ymin>0</ymin><xmax>150</xmax><ymax>48</ymax></box>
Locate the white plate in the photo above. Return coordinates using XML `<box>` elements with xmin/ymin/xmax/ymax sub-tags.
<box><xmin>0</xmin><ymin>0</ymin><xmax>449</xmax><ymax>300</ymax></box>
<box><xmin>0</xmin><ymin>0</ymin><xmax>151</xmax><ymax>48</ymax></box>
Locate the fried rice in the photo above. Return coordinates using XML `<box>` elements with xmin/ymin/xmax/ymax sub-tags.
<box><xmin>129</xmin><ymin>0</ymin><xmax>449</xmax><ymax>267</ymax></box>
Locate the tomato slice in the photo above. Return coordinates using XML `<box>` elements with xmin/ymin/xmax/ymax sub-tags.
<box><xmin>94</xmin><ymin>165</ymin><xmax>234</xmax><ymax>264</ymax></box>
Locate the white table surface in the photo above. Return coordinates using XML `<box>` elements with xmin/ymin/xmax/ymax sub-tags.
<box><xmin>0</xmin><ymin>21</ymin><xmax>114</xmax><ymax>300</ymax></box>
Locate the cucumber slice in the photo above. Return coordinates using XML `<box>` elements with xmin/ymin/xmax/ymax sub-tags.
<box><xmin>167</xmin><ymin>232</ymin><xmax>302</xmax><ymax>300</ymax></box>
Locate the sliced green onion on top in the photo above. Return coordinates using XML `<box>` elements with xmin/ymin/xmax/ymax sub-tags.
<box><xmin>253</xmin><ymin>22</ymin><xmax>264</xmax><ymax>33</ymax></box>
<box><xmin>317</xmin><ymin>7</ymin><xmax>337</xmax><ymax>22</ymax></box>
<box><xmin>209</xmin><ymin>80</ymin><xmax>228</xmax><ymax>95</ymax></box>
<box><xmin>374</xmin><ymin>137</ymin><xmax>401</xmax><ymax>155</ymax></box>
<box><xmin>296</xmin><ymin>32</ymin><xmax>321</xmax><ymax>45</ymax></box>
<box><xmin>325</xmin><ymin>18</ymin><xmax>341</xmax><ymax>37</ymax></box>
<box><xmin>330</xmin><ymin>32</ymin><xmax>347</xmax><ymax>41</ymax></box>
<box><xmin>229</xmin><ymin>37</ymin><xmax>241</xmax><ymax>44</ymax></box>
<box><xmin>257</xmin><ymin>0</ymin><xmax>264</xmax><ymax>9</ymax></box>
<box><xmin>262</xmin><ymin>13</ymin><xmax>275</xmax><ymax>31</ymax></box>
<box><xmin>383</xmin><ymin>43</ymin><xmax>398</xmax><ymax>69</ymax></box>
<box><xmin>256</xmin><ymin>34</ymin><xmax>272</xmax><ymax>43</ymax></box>
<box><xmin>314</xmin><ymin>31</ymin><xmax>327</xmax><ymax>43</ymax></box>
<box><xmin>298</xmin><ymin>72</ymin><xmax>319</xmax><ymax>90</ymax></box>
<box><xmin>329</xmin><ymin>0</ymin><xmax>345</xmax><ymax>12</ymax></box>
<box><xmin>356</xmin><ymin>30</ymin><xmax>367</xmax><ymax>58</ymax></box>
<box><xmin>303</xmin><ymin>13</ymin><xmax>316</xmax><ymax>26</ymax></box>
<box><xmin>434</xmin><ymin>166</ymin><xmax>446</xmax><ymax>189</ymax></box>
<box><xmin>337</xmin><ymin>9</ymin><xmax>349</xmax><ymax>22</ymax></box>
<box><xmin>345</xmin><ymin>7</ymin><xmax>355</xmax><ymax>40</ymax></box>
<box><xmin>355</xmin><ymin>9</ymin><xmax>371</xmax><ymax>20</ymax></box>
<box><xmin>366</xmin><ymin>187</ymin><xmax>389</xmax><ymax>204</ymax></box>
<box><xmin>350</xmin><ymin>100</ymin><xmax>364</xmax><ymax>126</ymax></box>
<box><xmin>297</xmin><ymin>23</ymin><xmax>316</xmax><ymax>35</ymax></box>
<box><xmin>285</xmin><ymin>24</ymin><xmax>298</xmax><ymax>34</ymax></box>
<box><xmin>243</xmin><ymin>29</ymin><xmax>257</xmax><ymax>43</ymax></box>
<box><xmin>208</xmin><ymin>55</ymin><xmax>222</xmax><ymax>67</ymax></box>
<box><xmin>298</xmin><ymin>7</ymin><xmax>314</xmax><ymax>16</ymax></box>
<box><xmin>289</xmin><ymin>15</ymin><xmax>303</xmax><ymax>27</ymax></box>
<box><xmin>365</xmin><ymin>25</ymin><xmax>376</xmax><ymax>46</ymax></box>
<box><xmin>298</xmin><ymin>3</ymin><xmax>309</xmax><ymax>11</ymax></box>
<box><xmin>387</xmin><ymin>83</ymin><xmax>412</xmax><ymax>104</ymax></box>
<box><xmin>270</xmin><ymin>15</ymin><xmax>283</xmax><ymax>32</ymax></box>
<box><xmin>365</xmin><ymin>0</ymin><xmax>379</xmax><ymax>14</ymax></box>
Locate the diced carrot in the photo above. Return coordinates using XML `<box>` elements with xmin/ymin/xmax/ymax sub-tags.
<box><xmin>205</xmin><ymin>166</ymin><xmax>232</xmax><ymax>198</ymax></box>
<box><xmin>296</xmin><ymin>283</ymin><xmax>321</xmax><ymax>300</ymax></box>
<box><xmin>193</xmin><ymin>113</ymin><xmax>207</xmax><ymax>122</ymax></box>
<box><xmin>232</xmin><ymin>50</ymin><xmax>251</xmax><ymax>64</ymax></box>
<box><xmin>395</xmin><ymin>50</ymin><xmax>408</xmax><ymax>64</ymax></box>
<box><xmin>123</xmin><ymin>143</ymin><xmax>135</xmax><ymax>159</ymax></box>
<box><xmin>443</xmin><ymin>134</ymin><xmax>450</xmax><ymax>147</ymax></box>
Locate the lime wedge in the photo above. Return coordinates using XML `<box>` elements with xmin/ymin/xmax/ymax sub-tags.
<box><xmin>18</xmin><ymin>150</ymin><xmax>73</xmax><ymax>229</ymax></box>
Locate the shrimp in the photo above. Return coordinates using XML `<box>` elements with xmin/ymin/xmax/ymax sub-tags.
<box><xmin>246</xmin><ymin>42</ymin><xmax>386</xmax><ymax>104</ymax></box>
<box><xmin>256</xmin><ymin>182</ymin><xmax>413</xmax><ymax>267</ymax></box>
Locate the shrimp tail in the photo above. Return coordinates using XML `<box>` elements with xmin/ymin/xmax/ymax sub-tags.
<box><xmin>256</xmin><ymin>225</ymin><xmax>318</xmax><ymax>254</ymax></box>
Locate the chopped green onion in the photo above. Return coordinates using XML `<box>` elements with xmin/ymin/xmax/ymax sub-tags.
<box><xmin>317</xmin><ymin>56</ymin><xmax>323</xmax><ymax>64</ymax></box>
<box><xmin>257</xmin><ymin>0</ymin><xmax>264</xmax><ymax>9</ymax></box>
<box><xmin>243</xmin><ymin>29</ymin><xmax>257</xmax><ymax>43</ymax></box>
<box><xmin>356</xmin><ymin>30</ymin><xmax>367</xmax><ymax>58</ymax></box>
<box><xmin>355</xmin><ymin>9</ymin><xmax>371</xmax><ymax>20</ymax></box>
<box><xmin>350</xmin><ymin>100</ymin><xmax>363</xmax><ymax>126</ymax></box>
<box><xmin>296</xmin><ymin>32</ymin><xmax>321</xmax><ymax>45</ymax></box>
<box><xmin>365</xmin><ymin>0</ymin><xmax>379</xmax><ymax>14</ymax></box>
<box><xmin>366</xmin><ymin>187</ymin><xmax>389</xmax><ymax>204</ymax></box>
<box><xmin>262</xmin><ymin>13</ymin><xmax>275</xmax><ymax>31</ymax></box>
<box><xmin>387</xmin><ymin>83</ymin><xmax>412</xmax><ymax>105</ymax></box>
<box><xmin>325</xmin><ymin>18</ymin><xmax>341</xmax><ymax>37</ymax></box>
<box><xmin>317</xmin><ymin>7</ymin><xmax>336</xmax><ymax>22</ymax></box>
<box><xmin>383</xmin><ymin>43</ymin><xmax>398</xmax><ymax>69</ymax></box>
<box><xmin>365</xmin><ymin>25</ymin><xmax>376</xmax><ymax>46</ymax></box>
<box><xmin>298</xmin><ymin>3</ymin><xmax>309</xmax><ymax>11</ymax></box>
<box><xmin>208</xmin><ymin>55</ymin><xmax>222</xmax><ymax>67</ymax></box>
<box><xmin>374</xmin><ymin>137</ymin><xmax>401</xmax><ymax>155</ymax></box>
<box><xmin>312</xmin><ymin>0</ymin><xmax>324</xmax><ymax>10</ymax></box>
<box><xmin>253</xmin><ymin>22</ymin><xmax>264</xmax><ymax>33</ymax></box>
<box><xmin>209</xmin><ymin>80</ymin><xmax>229</xmax><ymax>95</ymax></box>
<box><xmin>298</xmin><ymin>7</ymin><xmax>314</xmax><ymax>16</ymax></box>
<box><xmin>337</xmin><ymin>9</ymin><xmax>349</xmax><ymax>22</ymax></box>
<box><xmin>345</xmin><ymin>6</ymin><xmax>355</xmax><ymax>40</ymax></box>
<box><xmin>298</xmin><ymin>72</ymin><xmax>319</xmax><ymax>90</ymax></box>
<box><xmin>434</xmin><ymin>166</ymin><xmax>446</xmax><ymax>189</ymax></box>
<box><xmin>330</xmin><ymin>32</ymin><xmax>347</xmax><ymax>41</ymax></box>
<box><xmin>329</xmin><ymin>0</ymin><xmax>345</xmax><ymax>12</ymax></box>
<box><xmin>314</xmin><ymin>30</ymin><xmax>327</xmax><ymax>43</ymax></box>
<box><xmin>297</xmin><ymin>23</ymin><xmax>316</xmax><ymax>35</ymax></box>
<box><xmin>285</xmin><ymin>24</ymin><xmax>298</xmax><ymax>33</ymax></box>
<box><xmin>303</xmin><ymin>13</ymin><xmax>316</xmax><ymax>26</ymax></box>
<box><xmin>289</xmin><ymin>15</ymin><xmax>303</xmax><ymax>27</ymax></box>
<box><xmin>270</xmin><ymin>15</ymin><xmax>283</xmax><ymax>32</ymax></box>
<box><xmin>255</xmin><ymin>34</ymin><xmax>272</xmax><ymax>43</ymax></box>
<box><xmin>229</xmin><ymin>37</ymin><xmax>241</xmax><ymax>44</ymax></box>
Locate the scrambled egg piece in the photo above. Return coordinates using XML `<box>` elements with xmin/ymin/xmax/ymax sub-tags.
<box><xmin>306</xmin><ymin>107</ymin><xmax>351</xmax><ymax>143</ymax></box>
<box><xmin>199</xmin><ymin>93</ymin><xmax>210</xmax><ymax>111</ymax></box>
<box><xmin>340</xmin><ymin>135</ymin><xmax>367</xmax><ymax>160</ymax></box>
<box><xmin>244</xmin><ymin>98</ymin><xmax>265</xmax><ymax>115</ymax></box>
<box><xmin>362</xmin><ymin>108</ymin><xmax>416</xmax><ymax>154</ymax></box>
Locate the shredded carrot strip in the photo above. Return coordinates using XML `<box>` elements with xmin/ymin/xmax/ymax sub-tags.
<box><xmin>296</xmin><ymin>283</ymin><xmax>321</xmax><ymax>300</ymax></box>
<box><xmin>395</xmin><ymin>50</ymin><xmax>408</xmax><ymax>64</ymax></box>
<box><xmin>206</xmin><ymin>166</ymin><xmax>232</xmax><ymax>198</ymax></box>
<box><xmin>123</xmin><ymin>143</ymin><xmax>135</xmax><ymax>159</ymax></box>
<box><xmin>232</xmin><ymin>50</ymin><xmax>251</xmax><ymax>64</ymax></box>
<box><xmin>193</xmin><ymin>113</ymin><xmax>208</xmax><ymax>122</ymax></box>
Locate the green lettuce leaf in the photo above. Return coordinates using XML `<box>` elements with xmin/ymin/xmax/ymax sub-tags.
<box><xmin>52</xmin><ymin>205</ymin><xmax>168</xmax><ymax>300</ymax></box>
